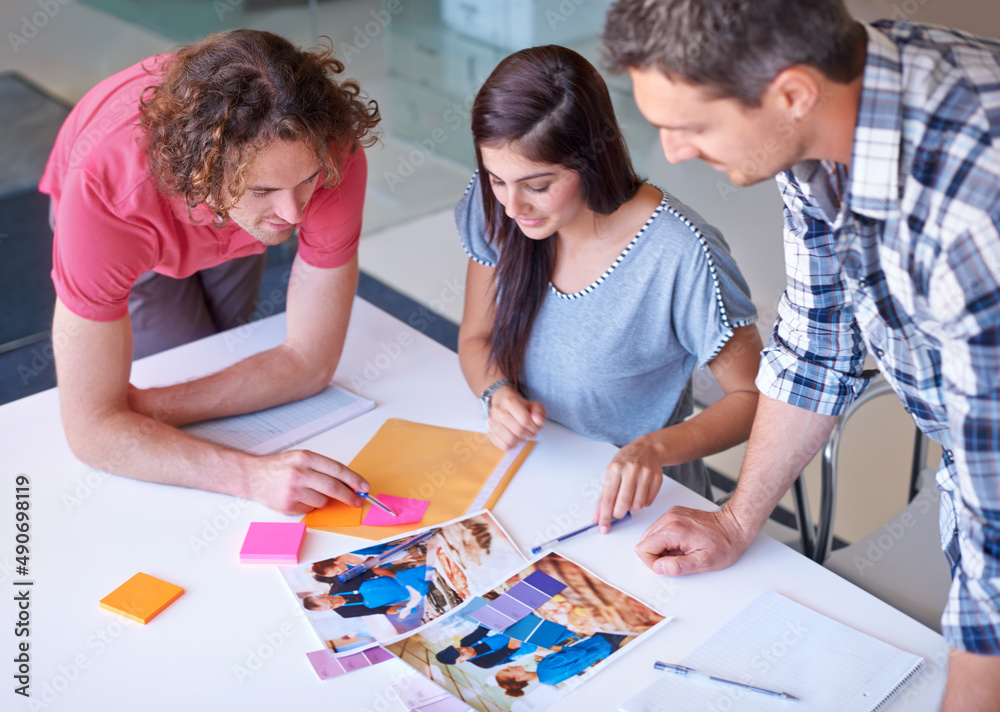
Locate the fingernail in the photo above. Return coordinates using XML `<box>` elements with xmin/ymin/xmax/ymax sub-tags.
<box><xmin>654</xmin><ymin>562</ymin><xmax>665</xmax><ymax>575</ymax></box>
<box><xmin>600</xmin><ymin>525</ymin><xmax>609</xmax><ymax>535</ymax></box>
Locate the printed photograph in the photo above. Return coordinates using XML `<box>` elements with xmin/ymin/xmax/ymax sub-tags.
<box><xmin>386</xmin><ymin>553</ymin><xmax>670</xmax><ymax>712</ymax></box>
<box><xmin>282</xmin><ymin>510</ymin><xmax>526</xmax><ymax>653</ymax></box>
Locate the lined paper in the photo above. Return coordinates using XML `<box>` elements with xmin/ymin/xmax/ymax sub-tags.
<box><xmin>183</xmin><ymin>384</ymin><xmax>374</xmax><ymax>455</ymax></box>
<box><xmin>620</xmin><ymin>590</ymin><xmax>924</xmax><ymax>712</ymax></box>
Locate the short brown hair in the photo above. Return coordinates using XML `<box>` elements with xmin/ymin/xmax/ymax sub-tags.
<box><xmin>603</xmin><ymin>0</ymin><xmax>866</xmax><ymax>105</ymax></box>
<box><xmin>139</xmin><ymin>29</ymin><xmax>380</xmax><ymax>222</ymax></box>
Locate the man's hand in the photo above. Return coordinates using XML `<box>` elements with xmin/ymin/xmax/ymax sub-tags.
<box><xmin>597</xmin><ymin>435</ymin><xmax>664</xmax><ymax>531</ymax></box>
<box><xmin>487</xmin><ymin>386</ymin><xmax>545</xmax><ymax>451</ymax></box>
<box><xmin>635</xmin><ymin>505</ymin><xmax>752</xmax><ymax>575</ymax></box>
<box><xmin>247</xmin><ymin>450</ymin><xmax>368</xmax><ymax>515</ymax></box>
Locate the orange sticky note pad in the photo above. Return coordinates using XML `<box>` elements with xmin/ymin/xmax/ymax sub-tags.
<box><xmin>302</xmin><ymin>499</ymin><xmax>363</xmax><ymax>529</ymax></box>
<box><xmin>100</xmin><ymin>572</ymin><xmax>184</xmax><ymax>624</ymax></box>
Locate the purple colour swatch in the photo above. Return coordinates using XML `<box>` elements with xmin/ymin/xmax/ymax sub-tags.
<box><xmin>470</xmin><ymin>605</ymin><xmax>517</xmax><ymax>631</ymax></box>
<box><xmin>340</xmin><ymin>652</ymin><xmax>371</xmax><ymax>672</ymax></box>
<box><xmin>306</xmin><ymin>646</ymin><xmax>393</xmax><ymax>681</ymax></box>
<box><xmin>420</xmin><ymin>699</ymin><xmax>472</xmax><ymax>712</ymax></box>
<box><xmin>521</xmin><ymin>570</ymin><xmax>566</xmax><ymax>597</ymax></box>
<box><xmin>306</xmin><ymin>650</ymin><xmax>346</xmax><ymax>680</ymax></box>
<box><xmin>505</xmin><ymin>581</ymin><xmax>550</xmax><ymax>610</ymax></box>
<box><xmin>364</xmin><ymin>646</ymin><xmax>395</xmax><ymax>664</ymax></box>
<box><xmin>490</xmin><ymin>592</ymin><xmax>535</xmax><ymax>618</ymax></box>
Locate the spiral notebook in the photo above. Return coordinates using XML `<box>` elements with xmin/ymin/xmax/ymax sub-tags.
<box><xmin>620</xmin><ymin>590</ymin><xmax>924</xmax><ymax>712</ymax></box>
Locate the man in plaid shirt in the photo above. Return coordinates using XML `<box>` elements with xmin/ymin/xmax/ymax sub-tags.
<box><xmin>604</xmin><ymin>1</ymin><xmax>1000</xmax><ymax>707</ymax></box>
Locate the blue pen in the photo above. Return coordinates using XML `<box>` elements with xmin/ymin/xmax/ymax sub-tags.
<box><xmin>337</xmin><ymin>529</ymin><xmax>438</xmax><ymax>583</ymax></box>
<box><xmin>530</xmin><ymin>512</ymin><xmax>632</xmax><ymax>555</ymax></box>
<box><xmin>655</xmin><ymin>661</ymin><xmax>800</xmax><ymax>701</ymax></box>
<box><xmin>356</xmin><ymin>491</ymin><xmax>397</xmax><ymax>517</ymax></box>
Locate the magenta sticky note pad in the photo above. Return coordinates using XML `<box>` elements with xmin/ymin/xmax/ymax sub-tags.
<box><xmin>362</xmin><ymin>494</ymin><xmax>430</xmax><ymax>526</ymax></box>
<box><xmin>239</xmin><ymin>522</ymin><xmax>306</xmax><ymax>565</ymax></box>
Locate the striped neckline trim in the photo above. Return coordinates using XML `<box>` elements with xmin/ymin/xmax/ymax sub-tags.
<box><xmin>550</xmin><ymin>191</ymin><xmax>668</xmax><ymax>300</ymax></box>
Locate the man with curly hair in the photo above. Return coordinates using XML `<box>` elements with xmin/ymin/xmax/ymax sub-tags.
<box><xmin>39</xmin><ymin>30</ymin><xmax>381</xmax><ymax>514</ymax></box>
<box><xmin>603</xmin><ymin>1</ymin><xmax>1000</xmax><ymax>707</ymax></box>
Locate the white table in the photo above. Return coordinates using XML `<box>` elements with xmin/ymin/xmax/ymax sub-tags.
<box><xmin>1</xmin><ymin>298</ymin><xmax>947</xmax><ymax>711</ymax></box>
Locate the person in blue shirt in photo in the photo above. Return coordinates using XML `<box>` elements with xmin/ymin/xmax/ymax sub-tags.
<box><xmin>303</xmin><ymin>565</ymin><xmax>429</xmax><ymax>618</ymax></box>
<box><xmin>435</xmin><ymin>625</ymin><xmax>539</xmax><ymax>669</ymax></box>
<box><xmin>492</xmin><ymin>633</ymin><xmax>626</xmax><ymax>696</ymax></box>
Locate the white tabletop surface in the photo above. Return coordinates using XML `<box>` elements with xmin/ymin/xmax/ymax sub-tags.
<box><xmin>0</xmin><ymin>298</ymin><xmax>947</xmax><ymax>711</ymax></box>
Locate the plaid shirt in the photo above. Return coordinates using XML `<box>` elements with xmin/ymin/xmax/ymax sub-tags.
<box><xmin>758</xmin><ymin>21</ymin><xmax>1000</xmax><ymax>653</ymax></box>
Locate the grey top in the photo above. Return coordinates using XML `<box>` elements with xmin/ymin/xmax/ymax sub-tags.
<box><xmin>456</xmin><ymin>173</ymin><xmax>757</xmax><ymax>458</ymax></box>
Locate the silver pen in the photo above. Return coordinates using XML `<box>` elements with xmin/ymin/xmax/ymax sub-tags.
<box><xmin>654</xmin><ymin>661</ymin><xmax>800</xmax><ymax>701</ymax></box>
<box><xmin>356</xmin><ymin>491</ymin><xmax>397</xmax><ymax>516</ymax></box>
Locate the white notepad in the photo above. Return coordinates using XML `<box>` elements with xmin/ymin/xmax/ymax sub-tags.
<box><xmin>620</xmin><ymin>590</ymin><xmax>924</xmax><ymax>712</ymax></box>
<box><xmin>182</xmin><ymin>383</ymin><xmax>374</xmax><ymax>455</ymax></box>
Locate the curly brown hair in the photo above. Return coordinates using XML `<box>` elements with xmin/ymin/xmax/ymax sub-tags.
<box><xmin>139</xmin><ymin>29</ymin><xmax>380</xmax><ymax>224</ymax></box>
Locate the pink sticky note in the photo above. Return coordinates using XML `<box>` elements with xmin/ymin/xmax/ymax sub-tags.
<box><xmin>239</xmin><ymin>522</ymin><xmax>306</xmax><ymax>564</ymax></box>
<box><xmin>362</xmin><ymin>494</ymin><xmax>430</xmax><ymax>526</ymax></box>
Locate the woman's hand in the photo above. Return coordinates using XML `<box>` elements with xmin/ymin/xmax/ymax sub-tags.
<box><xmin>487</xmin><ymin>385</ymin><xmax>546</xmax><ymax>450</ymax></box>
<box><xmin>596</xmin><ymin>435</ymin><xmax>664</xmax><ymax>531</ymax></box>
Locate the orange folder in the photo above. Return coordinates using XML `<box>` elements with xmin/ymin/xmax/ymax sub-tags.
<box><xmin>304</xmin><ymin>418</ymin><xmax>533</xmax><ymax>540</ymax></box>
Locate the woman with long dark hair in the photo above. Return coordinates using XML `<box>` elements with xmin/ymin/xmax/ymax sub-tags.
<box><xmin>457</xmin><ymin>46</ymin><xmax>763</xmax><ymax>530</ymax></box>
